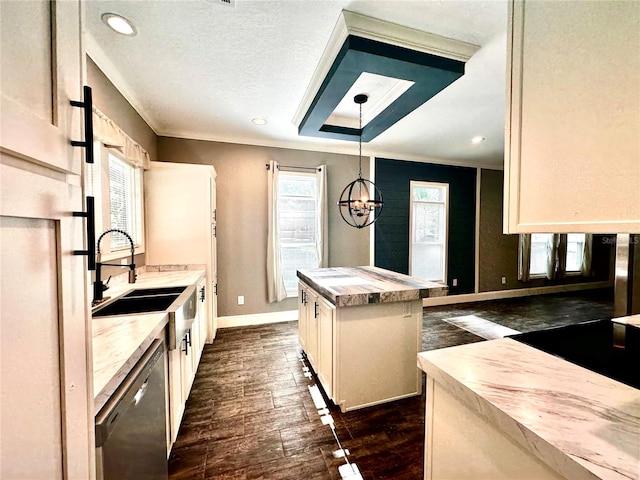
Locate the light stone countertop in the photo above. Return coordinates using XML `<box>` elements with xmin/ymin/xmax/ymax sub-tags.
<box><xmin>297</xmin><ymin>266</ymin><xmax>447</xmax><ymax>307</ymax></box>
<box><xmin>418</xmin><ymin>338</ymin><xmax>640</xmax><ymax>480</ymax></box>
<box><xmin>613</xmin><ymin>314</ymin><xmax>640</xmax><ymax>328</ymax></box>
<box><xmin>92</xmin><ymin>268</ymin><xmax>205</xmax><ymax>413</ymax></box>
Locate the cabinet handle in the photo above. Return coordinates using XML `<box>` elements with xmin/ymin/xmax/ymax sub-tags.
<box><xmin>213</xmin><ymin>225</ymin><xmax>217</xmax><ymax>238</ymax></box>
<box><xmin>301</xmin><ymin>290</ymin><xmax>306</xmax><ymax>305</ymax></box>
<box><xmin>214</xmin><ymin>284</ymin><xmax>218</xmax><ymax>295</ymax></box>
<box><xmin>213</xmin><ymin>209</ymin><xmax>217</xmax><ymax>221</ymax></box>
<box><xmin>200</xmin><ymin>286</ymin><xmax>205</xmax><ymax>302</ymax></box>
<box><xmin>72</xmin><ymin>196</ymin><xmax>96</xmax><ymax>270</ymax></box>
<box><xmin>70</xmin><ymin>85</ymin><xmax>94</xmax><ymax>164</ymax></box>
<box><xmin>314</xmin><ymin>302</ymin><xmax>318</xmax><ymax>319</ymax></box>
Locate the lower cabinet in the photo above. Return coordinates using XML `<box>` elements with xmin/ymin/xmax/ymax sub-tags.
<box><xmin>167</xmin><ymin>283</ymin><xmax>207</xmax><ymax>448</ymax></box>
<box><xmin>298</xmin><ymin>280</ymin><xmax>422</xmax><ymax>412</ymax></box>
<box><xmin>298</xmin><ymin>282</ymin><xmax>335</xmax><ymax>400</ymax></box>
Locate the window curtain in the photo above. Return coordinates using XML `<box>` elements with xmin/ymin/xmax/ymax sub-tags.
<box><xmin>92</xmin><ymin>106</ymin><xmax>151</xmax><ymax>169</ymax></box>
<box><xmin>581</xmin><ymin>234</ymin><xmax>593</xmax><ymax>276</ymax></box>
<box><xmin>315</xmin><ymin>165</ymin><xmax>328</xmax><ymax>267</ymax></box>
<box><xmin>267</xmin><ymin>160</ymin><xmax>286</xmax><ymax>303</ymax></box>
<box><xmin>552</xmin><ymin>234</ymin><xmax>567</xmax><ymax>280</ymax></box>
<box><xmin>518</xmin><ymin>234</ymin><xmax>531</xmax><ymax>282</ymax></box>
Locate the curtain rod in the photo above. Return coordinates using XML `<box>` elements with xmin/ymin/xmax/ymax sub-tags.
<box><xmin>265</xmin><ymin>163</ymin><xmax>321</xmax><ymax>172</ymax></box>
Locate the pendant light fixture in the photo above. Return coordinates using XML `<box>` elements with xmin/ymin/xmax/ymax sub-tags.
<box><xmin>337</xmin><ymin>94</ymin><xmax>384</xmax><ymax>228</ymax></box>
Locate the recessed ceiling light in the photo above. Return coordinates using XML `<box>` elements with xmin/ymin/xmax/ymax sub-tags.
<box><xmin>252</xmin><ymin>117</ymin><xmax>267</xmax><ymax>125</ymax></box>
<box><xmin>101</xmin><ymin>13</ymin><xmax>137</xmax><ymax>36</ymax></box>
<box><xmin>471</xmin><ymin>136</ymin><xmax>485</xmax><ymax>144</ymax></box>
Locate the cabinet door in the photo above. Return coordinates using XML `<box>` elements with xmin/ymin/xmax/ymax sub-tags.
<box><xmin>167</xmin><ymin>347</ymin><xmax>184</xmax><ymax>446</ymax></box>
<box><xmin>316</xmin><ymin>297</ymin><xmax>335</xmax><ymax>400</ymax></box>
<box><xmin>505</xmin><ymin>0</ymin><xmax>640</xmax><ymax>233</ymax></box>
<box><xmin>0</xmin><ymin>1</ymin><xmax>91</xmax><ymax>478</ymax></box>
<box><xmin>0</xmin><ymin>0</ymin><xmax>83</xmax><ymax>175</ymax></box>
<box><xmin>298</xmin><ymin>284</ymin><xmax>308</xmax><ymax>351</ymax></box>
<box><xmin>197</xmin><ymin>280</ymin><xmax>208</xmax><ymax>358</ymax></box>
<box><xmin>306</xmin><ymin>290</ymin><xmax>319</xmax><ymax>369</ymax></box>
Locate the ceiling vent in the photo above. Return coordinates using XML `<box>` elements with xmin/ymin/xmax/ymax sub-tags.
<box><xmin>207</xmin><ymin>0</ymin><xmax>235</xmax><ymax>8</ymax></box>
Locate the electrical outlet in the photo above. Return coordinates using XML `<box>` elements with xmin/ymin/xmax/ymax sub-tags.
<box><xmin>120</xmin><ymin>258</ymin><xmax>128</xmax><ymax>265</ymax></box>
<box><xmin>452</xmin><ymin>279</ymin><xmax>458</xmax><ymax>287</ymax></box>
<box><xmin>501</xmin><ymin>276</ymin><xmax>507</xmax><ymax>285</ymax></box>
<box><xmin>238</xmin><ymin>295</ymin><xmax>244</xmax><ymax>305</ymax></box>
<box><xmin>402</xmin><ymin>302</ymin><xmax>411</xmax><ymax>317</ymax></box>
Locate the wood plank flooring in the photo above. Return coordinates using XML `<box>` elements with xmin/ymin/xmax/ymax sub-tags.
<box><xmin>169</xmin><ymin>288</ymin><xmax>614</xmax><ymax>479</ymax></box>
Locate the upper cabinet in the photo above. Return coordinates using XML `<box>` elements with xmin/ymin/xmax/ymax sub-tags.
<box><xmin>504</xmin><ymin>0</ymin><xmax>640</xmax><ymax>233</ymax></box>
<box><xmin>0</xmin><ymin>0</ymin><xmax>83</xmax><ymax>174</ymax></box>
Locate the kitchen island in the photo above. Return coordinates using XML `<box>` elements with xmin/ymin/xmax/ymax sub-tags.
<box><xmin>417</xmin><ymin>338</ymin><xmax>640</xmax><ymax>480</ymax></box>
<box><xmin>297</xmin><ymin>266</ymin><xmax>447</xmax><ymax>412</ymax></box>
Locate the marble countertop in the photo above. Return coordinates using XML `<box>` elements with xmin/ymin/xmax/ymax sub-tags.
<box><xmin>92</xmin><ymin>268</ymin><xmax>205</xmax><ymax>413</ymax></box>
<box><xmin>297</xmin><ymin>266</ymin><xmax>447</xmax><ymax>307</ymax></box>
<box><xmin>418</xmin><ymin>339</ymin><xmax>640</xmax><ymax>480</ymax></box>
<box><xmin>613</xmin><ymin>314</ymin><xmax>640</xmax><ymax>328</ymax></box>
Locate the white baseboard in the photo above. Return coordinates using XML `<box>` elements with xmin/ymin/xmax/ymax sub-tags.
<box><xmin>218</xmin><ymin>282</ymin><xmax>612</xmax><ymax>328</ymax></box>
<box><xmin>218</xmin><ymin>309</ymin><xmax>298</xmax><ymax>329</ymax></box>
<box><xmin>423</xmin><ymin>281</ymin><xmax>612</xmax><ymax>307</ymax></box>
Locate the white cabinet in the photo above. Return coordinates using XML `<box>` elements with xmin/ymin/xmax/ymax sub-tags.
<box><xmin>196</xmin><ymin>277</ymin><xmax>208</xmax><ymax>366</ymax></box>
<box><xmin>0</xmin><ymin>1</ymin><xmax>93</xmax><ymax>479</ymax></box>
<box><xmin>298</xmin><ymin>282</ymin><xmax>335</xmax><ymax>400</ymax></box>
<box><xmin>298</xmin><ymin>281</ymin><xmax>422</xmax><ymax>412</ymax></box>
<box><xmin>145</xmin><ymin>161</ymin><xmax>218</xmax><ymax>341</ymax></box>
<box><xmin>316</xmin><ymin>296</ymin><xmax>335</xmax><ymax>400</ymax></box>
<box><xmin>504</xmin><ymin>0</ymin><xmax>640</xmax><ymax>233</ymax></box>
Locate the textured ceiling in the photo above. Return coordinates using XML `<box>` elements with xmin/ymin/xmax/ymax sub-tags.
<box><xmin>85</xmin><ymin>0</ymin><xmax>508</xmax><ymax>168</ymax></box>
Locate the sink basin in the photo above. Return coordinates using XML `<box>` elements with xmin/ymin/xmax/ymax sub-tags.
<box><xmin>92</xmin><ymin>283</ymin><xmax>197</xmax><ymax>350</ymax></box>
<box><xmin>93</xmin><ymin>294</ymin><xmax>179</xmax><ymax>317</ymax></box>
<box><xmin>122</xmin><ymin>286</ymin><xmax>187</xmax><ymax>298</ymax></box>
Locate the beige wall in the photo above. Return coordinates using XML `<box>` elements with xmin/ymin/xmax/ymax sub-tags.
<box><xmin>87</xmin><ymin>56</ymin><xmax>157</xmax><ymax>159</ymax></box>
<box><xmin>157</xmin><ymin>137</ymin><xmax>370</xmax><ymax>317</ymax></box>
<box><xmin>478</xmin><ymin>169</ymin><xmax>613</xmax><ymax>292</ymax></box>
<box><xmin>87</xmin><ymin>56</ymin><xmax>158</xmax><ymax>276</ymax></box>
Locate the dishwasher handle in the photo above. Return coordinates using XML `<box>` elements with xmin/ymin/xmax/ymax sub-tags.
<box><xmin>95</xmin><ymin>339</ymin><xmax>165</xmax><ymax>447</ymax></box>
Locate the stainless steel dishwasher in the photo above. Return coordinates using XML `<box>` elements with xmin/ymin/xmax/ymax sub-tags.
<box><xmin>95</xmin><ymin>339</ymin><xmax>168</xmax><ymax>480</ymax></box>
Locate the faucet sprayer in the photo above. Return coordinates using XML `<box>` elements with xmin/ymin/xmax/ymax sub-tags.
<box><xmin>93</xmin><ymin>229</ymin><xmax>136</xmax><ymax>306</ymax></box>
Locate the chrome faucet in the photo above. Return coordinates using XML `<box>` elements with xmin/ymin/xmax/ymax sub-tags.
<box><xmin>93</xmin><ymin>229</ymin><xmax>136</xmax><ymax>305</ymax></box>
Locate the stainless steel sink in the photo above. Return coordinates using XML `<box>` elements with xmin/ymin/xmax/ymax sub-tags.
<box><xmin>92</xmin><ymin>284</ymin><xmax>197</xmax><ymax>350</ymax></box>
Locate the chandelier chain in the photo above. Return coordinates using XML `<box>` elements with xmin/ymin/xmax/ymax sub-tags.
<box><xmin>358</xmin><ymin>100</ymin><xmax>363</xmax><ymax>179</ymax></box>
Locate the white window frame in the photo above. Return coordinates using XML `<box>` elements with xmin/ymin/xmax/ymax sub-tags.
<box><xmin>409</xmin><ymin>180</ymin><xmax>449</xmax><ymax>283</ymax></box>
<box><xmin>277</xmin><ymin>170</ymin><xmax>320</xmax><ymax>297</ymax></box>
<box><xmin>87</xmin><ymin>142</ymin><xmax>145</xmax><ymax>261</ymax></box>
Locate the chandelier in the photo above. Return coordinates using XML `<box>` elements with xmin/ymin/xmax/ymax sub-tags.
<box><xmin>337</xmin><ymin>94</ymin><xmax>384</xmax><ymax>228</ymax></box>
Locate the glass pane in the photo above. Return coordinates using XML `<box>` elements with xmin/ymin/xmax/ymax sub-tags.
<box><xmin>277</xmin><ymin>172</ymin><xmax>319</xmax><ymax>296</ymax></box>
<box><xmin>413</xmin><ymin>203</ymin><xmax>444</xmax><ymax>243</ymax></box>
<box><xmin>411</xmin><ymin>243</ymin><xmax>444</xmax><ymax>282</ymax></box>
<box><xmin>109</xmin><ymin>156</ymin><xmax>134</xmax><ymax>249</ymax></box>
<box><xmin>413</xmin><ymin>185</ymin><xmax>443</xmax><ymax>202</ymax></box>
<box><xmin>530</xmin><ymin>234</ymin><xmax>552</xmax><ymax>276</ymax></box>
<box><xmin>566</xmin><ymin>233</ymin><xmax>585</xmax><ymax>272</ymax></box>
<box><xmin>280</xmin><ymin>245</ymin><xmax>318</xmax><ymax>295</ymax></box>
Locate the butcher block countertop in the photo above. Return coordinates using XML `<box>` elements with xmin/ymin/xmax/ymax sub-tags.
<box><xmin>92</xmin><ymin>268</ymin><xmax>205</xmax><ymax>413</ymax></box>
<box><xmin>297</xmin><ymin>266</ymin><xmax>447</xmax><ymax>307</ymax></box>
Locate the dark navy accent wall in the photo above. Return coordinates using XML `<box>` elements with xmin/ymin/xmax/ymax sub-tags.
<box><xmin>374</xmin><ymin>158</ymin><xmax>477</xmax><ymax>294</ymax></box>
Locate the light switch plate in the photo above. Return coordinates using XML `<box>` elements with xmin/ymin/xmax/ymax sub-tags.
<box><xmin>238</xmin><ymin>295</ymin><xmax>244</xmax><ymax>305</ymax></box>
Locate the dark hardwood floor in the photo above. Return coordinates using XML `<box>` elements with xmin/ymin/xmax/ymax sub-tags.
<box><xmin>168</xmin><ymin>288</ymin><xmax>614</xmax><ymax>480</ymax></box>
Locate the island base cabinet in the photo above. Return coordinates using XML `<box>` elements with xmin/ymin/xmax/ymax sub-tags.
<box><xmin>335</xmin><ymin>300</ymin><xmax>422</xmax><ymax>412</ymax></box>
<box><xmin>298</xmin><ymin>281</ymin><xmax>423</xmax><ymax>412</ymax></box>
<box><xmin>424</xmin><ymin>377</ymin><xmax>565</xmax><ymax>480</ymax></box>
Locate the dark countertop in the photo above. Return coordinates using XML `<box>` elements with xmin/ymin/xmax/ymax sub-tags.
<box><xmin>297</xmin><ymin>266</ymin><xmax>448</xmax><ymax>307</ymax></box>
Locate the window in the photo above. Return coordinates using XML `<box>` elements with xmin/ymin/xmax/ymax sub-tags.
<box><xmin>88</xmin><ymin>143</ymin><xmax>144</xmax><ymax>258</ymax></box>
<box><xmin>409</xmin><ymin>181</ymin><xmax>448</xmax><ymax>282</ymax></box>
<box><xmin>530</xmin><ymin>233</ymin><xmax>552</xmax><ymax>276</ymax></box>
<box><xmin>527</xmin><ymin>233</ymin><xmax>587</xmax><ymax>278</ymax></box>
<box><xmin>278</xmin><ymin>171</ymin><xmax>319</xmax><ymax>296</ymax></box>
<box><xmin>565</xmin><ymin>233</ymin><xmax>586</xmax><ymax>273</ymax></box>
